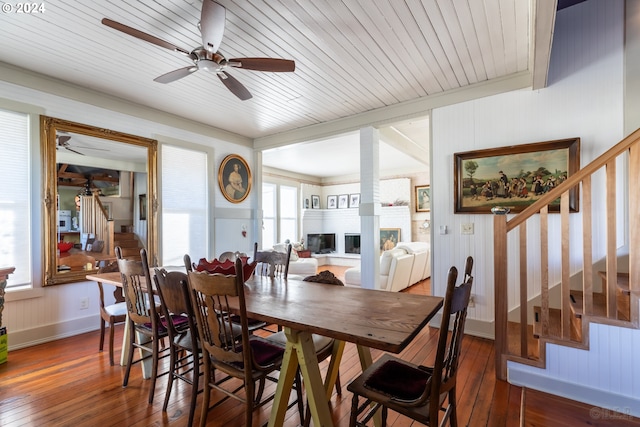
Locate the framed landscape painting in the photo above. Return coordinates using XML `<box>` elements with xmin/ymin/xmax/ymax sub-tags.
<box><xmin>454</xmin><ymin>138</ymin><xmax>580</xmax><ymax>214</ymax></box>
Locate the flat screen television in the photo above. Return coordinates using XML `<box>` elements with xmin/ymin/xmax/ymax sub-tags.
<box><xmin>307</xmin><ymin>233</ymin><xmax>336</xmax><ymax>254</ymax></box>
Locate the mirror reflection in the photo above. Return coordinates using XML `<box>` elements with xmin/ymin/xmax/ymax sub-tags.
<box><xmin>42</xmin><ymin>116</ymin><xmax>158</xmax><ymax>285</ymax></box>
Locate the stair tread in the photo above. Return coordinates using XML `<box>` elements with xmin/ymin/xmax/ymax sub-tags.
<box><xmin>597</xmin><ymin>271</ymin><xmax>630</xmax><ymax>294</ymax></box>
<box><xmin>533</xmin><ymin>306</ymin><xmax>581</xmax><ymax>342</ymax></box>
<box><xmin>568</xmin><ymin>291</ymin><xmax>607</xmax><ymax>318</ymax></box>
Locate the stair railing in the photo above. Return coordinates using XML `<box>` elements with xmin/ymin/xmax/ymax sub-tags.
<box><xmin>493</xmin><ymin>129</ymin><xmax>640</xmax><ymax>380</ymax></box>
<box><xmin>79</xmin><ymin>194</ymin><xmax>115</xmax><ymax>256</ymax></box>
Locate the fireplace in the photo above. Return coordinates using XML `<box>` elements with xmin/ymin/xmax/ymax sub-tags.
<box><xmin>345</xmin><ymin>234</ymin><xmax>361</xmax><ymax>254</ymax></box>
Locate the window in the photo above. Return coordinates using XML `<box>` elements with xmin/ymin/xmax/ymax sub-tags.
<box><xmin>161</xmin><ymin>145</ymin><xmax>208</xmax><ymax>266</ymax></box>
<box><xmin>0</xmin><ymin>108</ymin><xmax>32</xmax><ymax>289</ymax></box>
<box><xmin>262</xmin><ymin>183</ymin><xmax>298</xmax><ymax>247</ymax></box>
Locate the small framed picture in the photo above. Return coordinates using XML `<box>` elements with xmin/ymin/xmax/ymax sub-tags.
<box><xmin>415</xmin><ymin>185</ymin><xmax>430</xmax><ymax>212</ymax></box>
<box><xmin>304</xmin><ymin>198</ymin><xmax>310</xmax><ymax>209</ymax></box>
<box><xmin>349</xmin><ymin>193</ymin><xmax>360</xmax><ymax>208</ymax></box>
<box><xmin>312</xmin><ymin>195</ymin><xmax>320</xmax><ymax>209</ymax></box>
<box><xmin>327</xmin><ymin>195</ymin><xmax>337</xmax><ymax>209</ymax></box>
<box><xmin>338</xmin><ymin>194</ymin><xmax>349</xmax><ymax>209</ymax></box>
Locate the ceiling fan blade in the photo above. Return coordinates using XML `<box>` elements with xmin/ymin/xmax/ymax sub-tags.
<box><xmin>65</xmin><ymin>147</ymin><xmax>85</xmax><ymax>156</ymax></box>
<box><xmin>57</xmin><ymin>135</ymin><xmax>71</xmax><ymax>144</ymax></box>
<box><xmin>101</xmin><ymin>18</ymin><xmax>191</xmax><ymax>56</ymax></box>
<box><xmin>218</xmin><ymin>71</ymin><xmax>252</xmax><ymax>101</ymax></box>
<box><xmin>154</xmin><ymin>66</ymin><xmax>198</xmax><ymax>84</ymax></box>
<box><xmin>229</xmin><ymin>58</ymin><xmax>295</xmax><ymax>72</ymax></box>
<box><xmin>200</xmin><ymin>0</ymin><xmax>226</xmax><ymax>53</ymax></box>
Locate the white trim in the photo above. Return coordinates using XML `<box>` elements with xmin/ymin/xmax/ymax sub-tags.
<box><xmin>508</xmin><ymin>362</ymin><xmax>640</xmax><ymax>418</ymax></box>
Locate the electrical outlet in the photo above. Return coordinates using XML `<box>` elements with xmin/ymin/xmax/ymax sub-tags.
<box><xmin>468</xmin><ymin>295</ymin><xmax>475</xmax><ymax>308</ymax></box>
<box><xmin>79</xmin><ymin>297</ymin><xmax>89</xmax><ymax>310</ymax></box>
<box><xmin>461</xmin><ymin>223</ymin><xmax>474</xmax><ymax>235</ymax></box>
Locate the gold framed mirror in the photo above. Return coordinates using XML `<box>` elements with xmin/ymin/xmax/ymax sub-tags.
<box><xmin>41</xmin><ymin>116</ymin><xmax>158</xmax><ymax>285</ymax></box>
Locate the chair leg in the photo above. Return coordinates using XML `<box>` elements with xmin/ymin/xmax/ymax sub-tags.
<box><xmin>350</xmin><ymin>393</ymin><xmax>359</xmax><ymax>427</ymax></box>
<box><xmin>148</xmin><ymin>333</ymin><xmax>160</xmax><ymax>404</ymax></box>
<box><xmin>448</xmin><ymin>387</ymin><xmax>458</xmax><ymax>427</ymax></box>
<box><xmin>162</xmin><ymin>345</ymin><xmax>177</xmax><ymax>411</ymax></box>
<box><xmin>335</xmin><ymin>371</ymin><xmax>342</xmax><ymax>395</ymax></box>
<box><xmin>255</xmin><ymin>377</ymin><xmax>266</xmax><ymax>404</ymax></box>
<box><xmin>99</xmin><ymin>319</ymin><xmax>106</xmax><ymax>352</ymax></box>
<box><xmin>245</xmin><ymin>377</ymin><xmax>254</xmax><ymax>427</ymax></box>
<box><xmin>187</xmin><ymin>351</ymin><xmax>200</xmax><ymax>427</ymax></box>
<box><xmin>108</xmin><ymin>320</ymin><xmax>116</xmax><ymax>366</ymax></box>
<box><xmin>199</xmin><ymin>357</ymin><xmax>212</xmax><ymax>427</ymax></box>
<box><xmin>122</xmin><ymin>321</ymin><xmax>135</xmax><ymax>387</ymax></box>
<box><xmin>293</xmin><ymin>371</ymin><xmax>304</xmax><ymax>424</ymax></box>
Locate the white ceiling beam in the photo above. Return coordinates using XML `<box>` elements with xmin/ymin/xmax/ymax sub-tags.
<box><xmin>531</xmin><ymin>0</ymin><xmax>558</xmax><ymax>90</ymax></box>
<box><xmin>253</xmin><ymin>70</ymin><xmax>532</xmax><ymax>150</ymax></box>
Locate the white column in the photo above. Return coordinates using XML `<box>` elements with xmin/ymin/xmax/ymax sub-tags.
<box><xmin>359</xmin><ymin>127</ymin><xmax>380</xmax><ymax>290</ymax></box>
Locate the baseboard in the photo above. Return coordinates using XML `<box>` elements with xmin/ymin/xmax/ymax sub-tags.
<box><xmin>430</xmin><ymin>313</ymin><xmax>495</xmax><ymax>340</ymax></box>
<box><xmin>508</xmin><ymin>363</ymin><xmax>640</xmax><ymax>418</ymax></box>
<box><xmin>6</xmin><ymin>315</ymin><xmax>98</xmax><ymax>351</ymax></box>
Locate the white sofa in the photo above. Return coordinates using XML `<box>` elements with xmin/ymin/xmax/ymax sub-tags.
<box><xmin>344</xmin><ymin>242</ymin><xmax>430</xmax><ymax>291</ymax></box>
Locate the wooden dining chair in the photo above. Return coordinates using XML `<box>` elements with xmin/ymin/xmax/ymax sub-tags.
<box><xmin>186</xmin><ymin>258</ymin><xmax>303</xmax><ymax>427</ymax></box>
<box><xmin>153</xmin><ymin>268</ymin><xmax>200</xmax><ymax>427</ymax></box>
<box><xmin>97</xmin><ymin>260</ymin><xmax>126</xmax><ymax>366</ymax></box>
<box><xmin>116</xmin><ymin>246</ymin><xmax>170</xmax><ymax>404</ymax></box>
<box><xmin>347</xmin><ymin>261</ymin><xmax>473</xmax><ymax>427</ymax></box>
<box><xmin>255</xmin><ymin>242</ymin><xmax>292</xmax><ymax>278</ymax></box>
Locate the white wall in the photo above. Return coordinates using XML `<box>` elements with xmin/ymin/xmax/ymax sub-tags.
<box><xmin>1</xmin><ymin>76</ymin><xmax>254</xmax><ymax>349</ymax></box>
<box><xmin>432</xmin><ymin>0</ymin><xmax>639</xmax><ymax>414</ymax></box>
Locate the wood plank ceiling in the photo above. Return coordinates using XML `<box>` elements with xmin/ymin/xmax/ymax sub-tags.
<box><xmin>0</xmin><ymin>1</ymin><xmax>559</xmax><ymax>176</ymax></box>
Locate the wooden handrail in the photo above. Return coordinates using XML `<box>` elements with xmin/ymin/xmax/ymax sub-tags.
<box><xmin>507</xmin><ymin>127</ymin><xmax>640</xmax><ymax>231</ymax></box>
<box><xmin>493</xmin><ymin>128</ymin><xmax>640</xmax><ymax>381</ymax></box>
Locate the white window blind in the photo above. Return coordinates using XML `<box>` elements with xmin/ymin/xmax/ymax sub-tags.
<box><xmin>261</xmin><ymin>182</ymin><xmax>298</xmax><ymax>246</ymax></box>
<box><xmin>161</xmin><ymin>145</ymin><xmax>208</xmax><ymax>266</ymax></box>
<box><xmin>262</xmin><ymin>183</ymin><xmax>276</xmax><ymax>248</ymax></box>
<box><xmin>0</xmin><ymin>108</ymin><xmax>31</xmax><ymax>289</ymax></box>
<box><xmin>280</xmin><ymin>185</ymin><xmax>298</xmax><ymax>242</ymax></box>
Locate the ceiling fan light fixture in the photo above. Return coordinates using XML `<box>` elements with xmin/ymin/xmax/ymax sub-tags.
<box><xmin>197</xmin><ymin>59</ymin><xmax>221</xmax><ymax>72</ymax></box>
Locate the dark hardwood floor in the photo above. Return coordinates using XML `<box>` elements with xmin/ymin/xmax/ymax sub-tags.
<box><xmin>1</xmin><ymin>271</ymin><xmax>638</xmax><ymax>426</ymax></box>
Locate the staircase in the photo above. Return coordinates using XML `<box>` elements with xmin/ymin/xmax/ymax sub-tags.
<box><xmin>493</xmin><ymin>129</ymin><xmax>640</xmax><ymax>380</ymax></box>
<box><xmin>114</xmin><ymin>231</ymin><xmax>142</xmax><ymax>258</ymax></box>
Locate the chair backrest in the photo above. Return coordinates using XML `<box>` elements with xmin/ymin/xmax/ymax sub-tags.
<box><xmin>97</xmin><ymin>261</ymin><xmax>123</xmax><ymax>309</ymax></box>
<box><xmin>154</xmin><ymin>268</ymin><xmax>196</xmax><ymax>343</ymax></box>
<box><xmin>427</xmin><ymin>261</ymin><xmax>473</xmax><ymax>417</ymax></box>
<box><xmin>116</xmin><ymin>246</ymin><xmax>158</xmax><ymax>328</ymax></box>
<box><xmin>187</xmin><ymin>259</ymin><xmax>253</xmax><ymax>369</ymax></box>
<box><xmin>463</xmin><ymin>255</ymin><xmax>474</xmax><ymax>283</ymax></box>
<box><xmin>254</xmin><ymin>243</ymin><xmax>291</xmax><ymax>278</ymax></box>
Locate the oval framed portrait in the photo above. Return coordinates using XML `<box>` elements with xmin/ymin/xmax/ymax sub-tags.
<box><xmin>218</xmin><ymin>154</ymin><xmax>252</xmax><ymax>203</ymax></box>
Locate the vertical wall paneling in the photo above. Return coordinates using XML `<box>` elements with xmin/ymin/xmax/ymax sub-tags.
<box><xmin>433</xmin><ymin>0</ymin><xmax>639</xmax><ymax>409</ymax></box>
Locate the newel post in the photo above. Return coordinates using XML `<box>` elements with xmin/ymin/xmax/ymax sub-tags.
<box><xmin>492</xmin><ymin>209</ymin><xmax>509</xmax><ymax>380</ymax></box>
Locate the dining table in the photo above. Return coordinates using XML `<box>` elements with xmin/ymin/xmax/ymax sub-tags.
<box><xmin>240</xmin><ymin>274</ymin><xmax>444</xmax><ymax>427</ymax></box>
<box><xmin>86</xmin><ymin>270</ymin><xmax>444</xmax><ymax>427</ymax></box>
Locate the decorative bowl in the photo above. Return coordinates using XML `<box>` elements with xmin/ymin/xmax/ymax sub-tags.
<box><xmin>57</xmin><ymin>241</ymin><xmax>74</xmax><ymax>252</ymax></box>
<box><xmin>195</xmin><ymin>257</ymin><xmax>256</xmax><ymax>280</ymax></box>
<box><xmin>490</xmin><ymin>206</ymin><xmax>511</xmax><ymax>215</ymax></box>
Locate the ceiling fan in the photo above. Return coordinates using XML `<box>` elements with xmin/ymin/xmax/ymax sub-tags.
<box><xmin>101</xmin><ymin>0</ymin><xmax>295</xmax><ymax>101</ymax></box>
<box><xmin>56</xmin><ymin>134</ymin><xmax>108</xmax><ymax>156</ymax></box>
